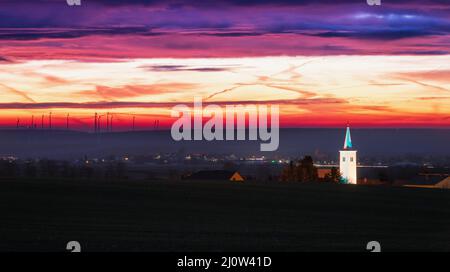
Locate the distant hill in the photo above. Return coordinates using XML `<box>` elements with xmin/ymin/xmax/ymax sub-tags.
<box><xmin>0</xmin><ymin>128</ymin><xmax>448</xmax><ymax>159</ymax></box>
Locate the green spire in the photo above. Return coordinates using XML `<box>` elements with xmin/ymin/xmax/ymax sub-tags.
<box><xmin>344</xmin><ymin>125</ymin><xmax>352</xmax><ymax>149</ymax></box>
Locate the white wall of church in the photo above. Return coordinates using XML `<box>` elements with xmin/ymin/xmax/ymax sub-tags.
<box><xmin>339</xmin><ymin>150</ymin><xmax>357</xmax><ymax>184</ymax></box>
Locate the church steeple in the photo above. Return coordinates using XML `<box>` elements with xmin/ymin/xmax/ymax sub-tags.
<box><xmin>343</xmin><ymin>124</ymin><xmax>352</xmax><ymax>149</ymax></box>
<box><xmin>340</xmin><ymin>124</ymin><xmax>357</xmax><ymax>184</ymax></box>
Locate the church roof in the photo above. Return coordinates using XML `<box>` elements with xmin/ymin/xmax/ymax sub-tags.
<box><xmin>182</xmin><ymin>170</ymin><xmax>235</xmax><ymax>180</ymax></box>
<box><xmin>436</xmin><ymin>176</ymin><xmax>450</xmax><ymax>189</ymax></box>
<box><xmin>343</xmin><ymin>125</ymin><xmax>353</xmax><ymax>150</ymax></box>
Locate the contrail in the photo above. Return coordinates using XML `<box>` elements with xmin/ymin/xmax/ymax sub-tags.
<box><xmin>205</xmin><ymin>58</ymin><xmax>322</xmax><ymax>101</ymax></box>
<box><xmin>396</xmin><ymin>77</ymin><xmax>450</xmax><ymax>93</ymax></box>
<box><xmin>205</xmin><ymin>85</ymin><xmax>243</xmax><ymax>100</ymax></box>
<box><xmin>0</xmin><ymin>83</ymin><xmax>36</xmax><ymax>103</ymax></box>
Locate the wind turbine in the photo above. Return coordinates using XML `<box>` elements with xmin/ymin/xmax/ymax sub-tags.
<box><xmin>110</xmin><ymin>114</ymin><xmax>113</xmax><ymax>132</ymax></box>
<box><xmin>66</xmin><ymin>113</ymin><xmax>70</xmax><ymax>130</ymax></box>
<box><xmin>94</xmin><ymin>112</ymin><xmax>98</xmax><ymax>133</ymax></box>
<box><xmin>49</xmin><ymin>112</ymin><xmax>52</xmax><ymax>129</ymax></box>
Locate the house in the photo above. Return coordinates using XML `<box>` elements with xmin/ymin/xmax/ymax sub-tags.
<box><xmin>403</xmin><ymin>175</ymin><xmax>450</xmax><ymax>189</ymax></box>
<box><xmin>229</xmin><ymin>172</ymin><xmax>245</xmax><ymax>182</ymax></box>
<box><xmin>182</xmin><ymin>170</ymin><xmax>245</xmax><ymax>182</ymax></box>
<box><xmin>317</xmin><ymin>168</ymin><xmax>332</xmax><ymax>179</ymax></box>
<box><xmin>435</xmin><ymin>176</ymin><xmax>450</xmax><ymax>189</ymax></box>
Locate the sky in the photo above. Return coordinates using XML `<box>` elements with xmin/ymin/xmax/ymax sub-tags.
<box><xmin>0</xmin><ymin>0</ymin><xmax>449</xmax><ymax>130</ymax></box>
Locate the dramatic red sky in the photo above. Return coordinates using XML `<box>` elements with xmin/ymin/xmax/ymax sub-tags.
<box><xmin>0</xmin><ymin>0</ymin><xmax>449</xmax><ymax>130</ymax></box>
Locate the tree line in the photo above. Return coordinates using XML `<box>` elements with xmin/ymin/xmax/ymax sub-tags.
<box><xmin>280</xmin><ymin>156</ymin><xmax>342</xmax><ymax>183</ymax></box>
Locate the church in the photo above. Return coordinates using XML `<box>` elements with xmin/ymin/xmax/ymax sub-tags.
<box><xmin>339</xmin><ymin>125</ymin><xmax>357</xmax><ymax>184</ymax></box>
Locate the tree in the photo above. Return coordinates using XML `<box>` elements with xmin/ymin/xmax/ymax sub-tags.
<box><xmin>280</xmin><ymin>160</ymin><xmax>295</xmax><ymax>182</ymax></box>
<box><xmin>298</xmin><ymin>156</ymin><xmax>318</xmax><ymax>182</ymax></box>
<box><xmin>25</xmin><ymin>160</ymin><xmax>37</xmax><ymax>178</ymax></box>
<box><xmin>324</xmin><ymin>167</ymin><xmax>341</xmax><ymax>183</ymax></box>
<box><xmin>0</xmin><ymin>159</ymin><xmax>17</xmax><ymax>178</ymax></box>
<box><xmin>280</xmin><ymin>156</ymin><xmax>319</xmax><ymax>182</ymax></box>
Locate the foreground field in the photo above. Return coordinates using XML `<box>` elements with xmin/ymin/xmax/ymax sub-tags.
<box><xmin>0</xmin><ymin>179</ymin><xmax>449</xmax><ymax>252</ymax></box>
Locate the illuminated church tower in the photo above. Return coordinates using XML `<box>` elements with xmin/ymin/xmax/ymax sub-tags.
<box><xmin>339</xmin><ymin>125</ymin><xmax>357</xmax><ymax>184</ymax></box>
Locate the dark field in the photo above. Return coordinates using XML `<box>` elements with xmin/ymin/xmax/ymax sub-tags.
<box><xmin>0</xmin><ymin>179</ymin><xmax>449</xmax><ymax>252</ymax></box>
